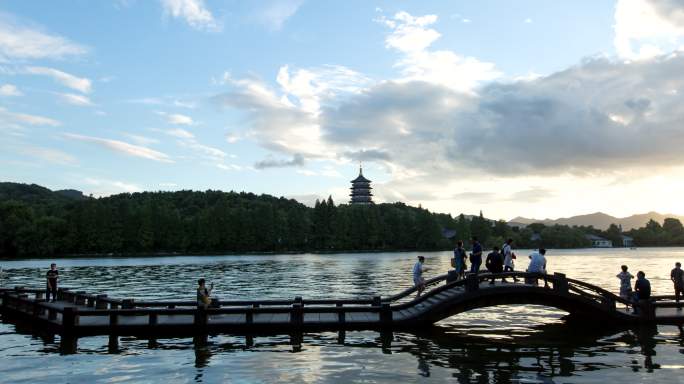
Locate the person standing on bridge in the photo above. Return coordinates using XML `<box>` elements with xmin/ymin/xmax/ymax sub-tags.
<box><xmin>485</xmin><ymin>246</ymin><xmax>504</xmax><ymax>284</ymax></box>
<box><xmin>46</xmin><ymin>263</ymin><xmax>59</xmax><ymax>303</ymax></box>
<box><xmin>413</xmin><ymin>256</ymin><xmax>429</xmax><ymax>297</ymax></box>
<box><xmin>502</xmin><ymin>238</ymin><xmax>518</xmax><ymax>282</ymax></box>
<box><xmin>671</xmin><ymin>262</ymin><xmax>684</xmax><ymax>309</ymax></box>
<box><xmin>453</xmin><ymin>240</ymin><xmax>467</xmax><ymax>280</ymax></box>
<box><xmin>616</xmin><ymin>265</ymin><xmax>634</xmax><ymax>309</ymax></box>
<box><xmin>197</xmin><ymin>278</ymin><xmax>214</xmax><ymax>309</ymax></box>
<box><xmin>469</xmin><ymin>237</ymin><xmax>483</xmax><ymax>274</ymax></box>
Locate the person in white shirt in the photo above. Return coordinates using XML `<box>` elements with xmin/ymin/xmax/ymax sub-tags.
<box><xmin>502</xmin><ymin>238</ymin><xmax>518</xmax><ymax>282</ymax></box>
<box><xmin>527</xmin><ymin>249</ymin><xmax>547</xmax><ymax>273</ymax></box>
<box><xmin>526</xmin><ymin>248</ymin><xmax>548</xmax><ymax>286</ymax></box>
<box><xmin>413</xmin><ymin>256</ymin><xmax>429</xmax><ymax>297</ymax></box>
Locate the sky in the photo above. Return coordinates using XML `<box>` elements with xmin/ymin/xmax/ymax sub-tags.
<box><xmin>1</xmin><ymin>0</ymin><xmax>684</xmax><ymax>221</ymax></box>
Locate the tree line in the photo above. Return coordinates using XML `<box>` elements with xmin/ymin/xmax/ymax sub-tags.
<box><xmin>0</xmin><ymin>182</ymin><xmax>682</xmax><ymax>258</ymax></box>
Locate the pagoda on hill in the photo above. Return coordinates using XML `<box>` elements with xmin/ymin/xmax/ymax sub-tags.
<box><xmin>349</xmin><ymin>165</ymin><xmax>373</xmax><ymax>205</ymax></box>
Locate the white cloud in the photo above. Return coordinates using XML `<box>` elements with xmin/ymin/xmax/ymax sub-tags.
<box><xmin>178</xmin><ymin>138</ymin><xmax>227</xmax><ymax>159</ymax></box>
<box><xmin>58</xmin><ymin>93</ymin><xmax>93</xmax><ymax>106</ymax></box>
<box><xmin>255</xmin><ymin>0</ymin><xmax>303</xmax><ymax>30</ymax></box>
<box><xmin>127</xmin><ymin>97</ymin><xmax>163</xmax><ymax>105</ymax></box>
<box><xmin>26</xmin><ymin>66</ymin><xmax>92</xmax><ymax>93</ymax></box>
<box><xmin>225</xmin><ymin>132</ymin><xmax>241</xmax><ymax>143</ymax></box>
<box><xmin>255</xmin><ymin>153</ymin><xmax>304</xmax><ymax>169</ymax></box>
<box><xmin>122</xmin><ymin>133</ymin><xmax>159</xmax><ymax>146</ymax></box>
<box><xmin>159</xmin><ymin>182</ymin><xmax>178</xmax><ymax>187</ymax></box>
<box><xmin>157</xmin><ymin>111</ymin><xmax>195</xmax><ymax>125</ymax></box>
<box><xmin>614</xmin><ymin>0</ymin><xmax>684</xmax><ymax>60</ymax></box>
<box><xmin>167</xmin><ymin>128</ymin><xmax>195</xmax><ymax>139</ymax></box>
<box><xmin>0</xmin><ymin>106</ymin><xmax>60</xmax><ymax>126</ymax></box>
<box><xmin>0</xmin><ymin>84</ymin><xmax>22</xmax><ymax>96</ymax></box>
<box><xmin>64</xmin><ymin>133</ymin><xmax>173</xmax><ymax>163</ymax></box>
<box><xmin>173</xmin><ymin>99</ymin><xmax>196</xmax><ymax>108</ymax></box>
<box><xmin>20</xmin><ymin>146</ymin><xmax>77</xmax><ymax>165</ymax></box>
<box><xmin>0</xmin><ymin>12</ymin><xmax>87</xmax><ymax>61</ymax></box>
<box><xmin>83</xmin><ymin>178</ymin><xmax>142</xmax><ymax>196</ymax></box>
<box><xmin>168</xmin><ymin>113</ymin><xmax>194</xmax><ymax>125</ymax></box>
<box><xmin>377</xmin><ymin>11</ymin><xmax>500</xmax><ymax>93</ymax></box>
<box><xmin>160</xmin><ymin>0</ymin><xmax>220</xmax><ymax>31</ymax></box>
<box><xmin>524</xmin><ymin>18</ymin><xmax>533</xmax><ymax>23</ymax></box>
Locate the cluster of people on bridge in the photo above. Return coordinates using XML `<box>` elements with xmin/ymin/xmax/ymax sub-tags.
<box><xmin>616</xmin><ymin>262</ymin><xmax>684</xmax><ymax>312</ymax></box>
<box><xmin>412</xmin><ymin>237</ymin><xmax>547</xmax><ymax>297</ymax></box>
<box><xmin>411</xmin><ymin>238</ymin><xmax>684</xmax><ymax>312</ymax></box>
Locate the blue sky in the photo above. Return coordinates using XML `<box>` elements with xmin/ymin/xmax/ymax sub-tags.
<box><xmin>2</xmin><ymin>0</ymin><xmax>684</xmax><ymax>220</ymax></box>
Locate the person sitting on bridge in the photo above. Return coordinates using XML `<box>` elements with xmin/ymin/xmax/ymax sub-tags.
<box><xmin>197</xmin><ymin>278</ymin><xmax>214</xmax><ymax>308</ymax></box>
<box><xmin>633</xmin><ymin>271</ymin><xmax>651</xmax><ymax>314</ymax></box>
<box><xmin>485</xmin><ymin>246</ymin><xmax>504</xmax><ymax>285</ymax></box>
<box><xmin>413</xmin><ymin>256</ymin><xmax>429</xmax><ymax>297</ymax></box>
<box><xmin>671</xmin><ymin>262</ymin><xmax>683</xmax><ymax>310</ymax></box>
<box><xmin>469</xmin><ymin>237</ymin><xmax>483</xmax><ymax>274</ymax></box>
<box><xmin>46</xmin><ymin>263</ymin><xmax>59</xmax><ymax>303</ymax></box>
<box><xmin>526</xmin><ymin>248</ymin><xmax>548</xmax><ymax>286</ymax></box>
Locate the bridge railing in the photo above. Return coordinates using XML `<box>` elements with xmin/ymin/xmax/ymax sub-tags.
<box><xmin>381</xmin><ymin>273</ymin><xmax>450</xmax><ymax>303</ymax></box>
<box><xmin>386</xmin><ymin>271</ymin><xmax>639</xmax><ymax>314</ymax></box>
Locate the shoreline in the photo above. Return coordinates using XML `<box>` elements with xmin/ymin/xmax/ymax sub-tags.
<box><xmin>1</xmin><ymin>246</ymin><xmax>675</xmax><ymax>262</ymax></box>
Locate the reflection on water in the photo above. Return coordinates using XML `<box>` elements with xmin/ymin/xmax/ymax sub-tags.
<box><xmin>2</xmin><ymin>248</ymin><xmax>684</xmax><ymax>383</ymax></box>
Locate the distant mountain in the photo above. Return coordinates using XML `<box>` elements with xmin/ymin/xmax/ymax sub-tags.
<box><xmin>0</xmin><ymin>182</ymin><xmax>88</xmax><ymax>204</ymax></box>
<box><xmin>55</xmin><ymin>189</ymin><xmax>87</xmax><ymax>200</ymax></box>
<box><xmin>509</xmin><ymin>211</ymin><xmax>684</xmax><ymax>230</ymax></box>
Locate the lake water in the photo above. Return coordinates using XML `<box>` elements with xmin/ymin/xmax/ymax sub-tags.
<box><xmin>1</xmin><ymin>248</ymin><xmax>684</xmax><ymax>383</ymax></box>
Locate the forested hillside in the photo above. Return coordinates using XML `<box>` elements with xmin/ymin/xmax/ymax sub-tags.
<box><xmin>1</xmin><ymin>182</ymin><xmax>682</xmax><ymax>258</ymax></box>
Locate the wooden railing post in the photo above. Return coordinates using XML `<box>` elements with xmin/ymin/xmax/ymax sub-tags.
<box><xmin>121</xmin><ymin>299</ymin><xmax>134</xmax><ymax>309</ymax></box>
<box><xmin>1</xmin><ymin>291</ymin><xmax>8</xmax><ymax>311</ymax></box>
<box><xmin>18</xmin><ymin>294</ymin><xmax>28</xmax><ymax>312</ymax></box>
<box><xmin>291</xmin><ymin>303</ymin><xmax>303</xmax><ymax>328</ymax></box>
<box><xmin>35</xmin><ymin>291</ymin><xmax>44</xmax><ymax>301</ymax></box>
<box><xmin>48</xmin><ymin>306</ymin><xmax>57</xmax><ymax>320</ymax></box>
<box><xmin>553</xmin><ymin>273</ymin><xmax>568</xmax><ymax>294</ymax></box>
<box><xmin>109</xmin><ymin>312</ymin><xmax>118</xmax><ymax>328</ymax></box>
<box><xmin>372</xmin><ymin>296</ymin><xmax>382</xmax><ymax>307</ymax></box>
<box><xmin>195</xmin><ymin>306</ymin><xmax>208</xmax><ymax>328</ymax></box>
<box><xmin>210</xmin><ymin>298</ymin><xmax>220</xmax><ymax>308</ymax></box>
<box><xmin>465</xmin><ymin>274</ymin><xmax>479</xmax><ymax>292</ymax></box>
<box><xmin>62</xmin><ymin>307</ymin><xmax>77</xmax><ymax>332</ymax></box>
<box><xmin>95</xmin><ymin>295</ymin><xmax>108</xmax><ymax>309</ymax></box>
<box><xmin>638</xmin><ymin>300</ymin><xmax>656</xmax><ymax>320</ymax></box>
<box><xmin>380</xmin><ymin>303</ymin><xmax>392</xmax><ymax>327</ymax></box>
<box><xmin>336</xmin><ymin>302</ymin><xmax>345</xmax><ymax>324</ymax></box>
<box><xmin>75</xmin><ymin>292</ymin><xmax>86</xmax><ymax>306</ymax></box>
<box><xmin>57</xmin><ymin>288</ymin><xmax>67</xmax><ymax>301</ymax></box>
<box><xmin>601</xmin><ymin>294</ymin><xmax>616</xmax><ymax>311</ymax></box>
<box><xmin>149</xmin><ymin>312</ymin><xmax>158</xmax><ymax>327</ymax></box>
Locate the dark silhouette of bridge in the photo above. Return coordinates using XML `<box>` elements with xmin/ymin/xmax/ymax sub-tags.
<box><xmin>2</xmin><ymin>272</ymin><xmax>682</xmax><ymax>350</ymax></box>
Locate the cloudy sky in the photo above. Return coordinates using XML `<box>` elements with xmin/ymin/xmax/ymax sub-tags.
<box><xmin>1</xmin><ymin>0</ymin><xmax>684</xmax><ymax>220</ymax></box>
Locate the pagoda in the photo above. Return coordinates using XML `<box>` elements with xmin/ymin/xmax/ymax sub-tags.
<box><xmin>349</xmin><ymin>165</ymin><xmax>373</xmax><ymax>204</ymax></box>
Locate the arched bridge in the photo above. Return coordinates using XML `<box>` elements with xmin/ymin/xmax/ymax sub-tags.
<box><xmin>1</xmin><ymin>272</ymin><xmax>682</xmax><ymax>339</ymax></box>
